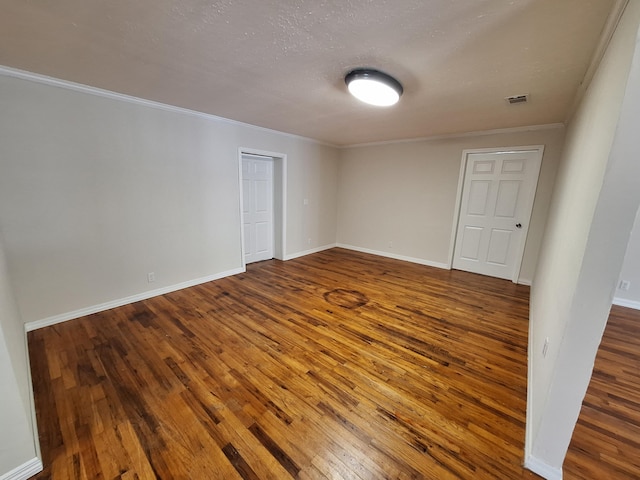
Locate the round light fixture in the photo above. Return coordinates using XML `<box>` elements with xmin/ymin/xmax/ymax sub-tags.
<box><xmin>345</xmin><ymin>68</ymin><xmax>403</xmax><ymax>107</ymax></box>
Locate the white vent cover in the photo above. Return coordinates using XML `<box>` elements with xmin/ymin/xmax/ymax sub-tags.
<box><xmin>506</xmin><ymin>94</ymin><xmax>529</xmax><ymax>104</ymax></box>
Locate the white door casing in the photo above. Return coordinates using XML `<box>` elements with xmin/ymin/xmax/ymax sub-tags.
<box><xmin>242</xmin><ymin>155</ymin><xmax>274</xmax><ymax>264</ymax></box>
<box><xmin>452</xmin><ymin>147</ymin><xmax>543</xmax><ymax>282</ymax></box>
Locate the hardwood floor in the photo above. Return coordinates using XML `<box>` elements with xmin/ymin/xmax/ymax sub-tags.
<box><xmin>564</xmin><ymin>305</ymin><xmax>640</xmax><ymax>479</ymax></box>
<box><xmin>29</xmin><ymin>248</ymin><xmax>541</xmax><ymax>479</ymax></box>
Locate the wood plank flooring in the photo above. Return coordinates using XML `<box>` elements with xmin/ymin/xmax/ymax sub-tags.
<box><xmin>564</xmin><ymin>304</ymin><xmax>640</xmax><ymax>479</ymax></box>
<box><xmin>29</xmin><ymin>248</ymin><xmax>541</xmax><ymax>479</ymax></box>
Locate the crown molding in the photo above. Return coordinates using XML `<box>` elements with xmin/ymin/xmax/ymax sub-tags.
<box><xmin>341</xmin><ymin>123</ymin><xmax>565</xmax><ymax>149</ymax></box>
<box><xmin>0</xmin><ymin>65</ymin><xmax>337</xmax><ymax>148</ymax></box>
<box><xmin>0</xmin><ymin>65</ymin><xmax>566</xmax><ymax>150</ymax></box>
<box><xmin>565</xmin><ymin>0</ymin><xmax>630</xmax><ymax>123</ymax></box>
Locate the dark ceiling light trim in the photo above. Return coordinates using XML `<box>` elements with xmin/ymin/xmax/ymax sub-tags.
<box><xmin>345</xmin><ymin>68</ymin><xmax>403</xmax><ymax>107</ymax></box>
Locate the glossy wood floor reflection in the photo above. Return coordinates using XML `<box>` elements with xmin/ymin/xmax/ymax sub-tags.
<box><xmin>29</xmin><ymin>248</ymin><xmax>541</xmax><ymax>479</ymax></box>
<box><xmin>564</xmin><ymin>305</ymin><xmax>640</xmax><ymax>479</ymax></box>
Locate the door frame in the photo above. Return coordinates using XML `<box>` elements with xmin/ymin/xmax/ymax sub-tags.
<box><xmin>238</xmin><ymin>148</ymin><xmax>287</xmax><ymax>268</ymax></box>
<box><xmin>448</xmin><ymin>145</ymin><xmax>545</xmax><ymax>283</ymax></box>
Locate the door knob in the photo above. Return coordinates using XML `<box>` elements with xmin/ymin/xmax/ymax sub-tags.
<box><xmin>516</xmin><ymin>223</ymin><xmax>522</xmax><ymax>229</ymax></box>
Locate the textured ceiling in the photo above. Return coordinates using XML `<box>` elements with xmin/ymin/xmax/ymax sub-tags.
<box><xmin>0</xmin><ymin>0</ymin><xmax>616</xmax><ymax>145</ymax></box>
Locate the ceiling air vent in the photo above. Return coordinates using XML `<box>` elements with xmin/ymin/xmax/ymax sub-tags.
<box><xmin>506</xmin><ymin>94</ymin><xmax>529</xmax><ymax>105</ymax></box>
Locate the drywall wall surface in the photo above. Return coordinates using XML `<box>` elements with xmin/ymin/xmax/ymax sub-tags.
<box><xmin>336</xmin><ymin>127</ymin><xmax>565</xmax><ymax>282</ymax></box>
<box><xmin>615</xmin><ymin>206</ymin><xmax>640</xmax><ymax>307</ymax></box>
<box><xmin>0</xmin><ymin>72</ymin><xmax>338</xmax><ymax>325</ymax></box>
<box><xmin>528</xmin><ymin>0</ymin><xmax>640</xmax><ymax>472</ymax></box>
<box><xmin>0</xmin><ymin>235</ymin><xmax>39</xmax><ymax>477</ymax></box>
<box><xmin>275</xmin><ymin>139</ymin><xmax>339</xmax><ymax>255</ymax></box>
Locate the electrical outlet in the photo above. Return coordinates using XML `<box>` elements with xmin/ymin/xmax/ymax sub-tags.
<box><xmin>389</xmin><ymin>241</ymin><xmax>393</xmax><ymax>248</ymax></box>
<box><xmin>308</xmin><ymin>238</ymin><xmax>312</xmax><ymax>245</ymax></box>
<box><xmin>619</xmin><ymin>280</ymin><xmax>631</xmax><ymax>291</ymax></box>
<box><xmin>147</xmin><ymin>272</ymin><xmax>156</xmax><ymax>283</ymax></box>
<box><xmin>542</xmin><ymin>337</ymin><xmax>549</xmax><ymax>358</ymax></box>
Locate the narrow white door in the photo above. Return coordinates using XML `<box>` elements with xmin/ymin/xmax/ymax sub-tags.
<box><xmin>453</xmin><ymin>149</ymin><xmax>542</xmax><ymax>281</ymax></box>
<box><xmin>242</xmin><ymin>155</ymin><xmax>273</xmax><ymax>264</ymax></box>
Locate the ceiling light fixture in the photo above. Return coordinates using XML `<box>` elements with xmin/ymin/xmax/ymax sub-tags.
<box><xmin>345</xmin><ymin>68</ymin><xmax>403</xmax><ymax>107</ymax></box>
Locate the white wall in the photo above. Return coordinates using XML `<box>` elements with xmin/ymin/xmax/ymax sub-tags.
<box><xmin>0</xmin><ymin>234</ymin><xmax>41</xmax><ymax>478</ymax></box>
<box><xmin>0</xmin><ymin>69</ymin><xmax>338</xmax><ymax>478</ymax></box>
<box><xmin>0</xmin><ymin>71</ymin><xmax>339</xmax><ymax>327</ymax></box>
<box><xmin>336</xmin><ymin>127</ymin><xmax>565</xmax><ymax>283</ymax></box>
<box><xmin>527</xmin><ymin>0</ymin><xmax>640</xmax><ymax>476</ymax></box>
<box><xmin>615</xmin><ymin>207</ymin><xmax>640</xmax><ymax>308</ymax></box>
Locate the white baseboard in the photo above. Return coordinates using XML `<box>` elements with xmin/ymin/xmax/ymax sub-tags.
<box><xmin>524</xmin><ymin>455</ymin><xmax>563</xmax><ymax>480</ymax></box>
<box><xmin>25</xmin><ymin>267</ymin><xmax>245</xmax><ymax>332</ymax></box>
<box><xmin>612</xmin><ymin>296</ymin><xmax>640</xmax><ymax>310</ymax></box>
<box><xmin>336</xmin><ymin>243</ymin><xmax>450</xmax><ymax>270</ymax></box>
<box><xmin>0</xmin><ymin>458</ymin><xmax>43</xmax><ymax>480</ymax></box>
<box><xmin>284</xmin><ymin>243</ymin><xmax>337</xmax><ymax>261</ymax></box>
<box><xmin>518</xmin><ymin>278</ymin><xmax>532</xmax><ymax>286</ymax></box>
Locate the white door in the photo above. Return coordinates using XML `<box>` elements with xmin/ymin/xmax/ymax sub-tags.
<box><xmin>242</xmin><ymin>155</ymin><xmax>273</xmax><ymax>264</ymax></box>
<box><xmin>452</xmin><ymin>149</ymin><xmax>542</xmax><ymax>281</ymax></box>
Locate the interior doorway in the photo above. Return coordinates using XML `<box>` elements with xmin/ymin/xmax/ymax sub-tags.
<box><xmin>239</xmin><ymin>149</ymin><xmax>286</xmax><ymax>266</ymax></box>
<box><xmin>242</xmin><ymin>154</ymin><xmax>273</xmax><ymax>264</ymax></box>
<box><xmin>451</xmin><ymin>147</ymin><xmax>544</xmax><ymax>282</ymax></box>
